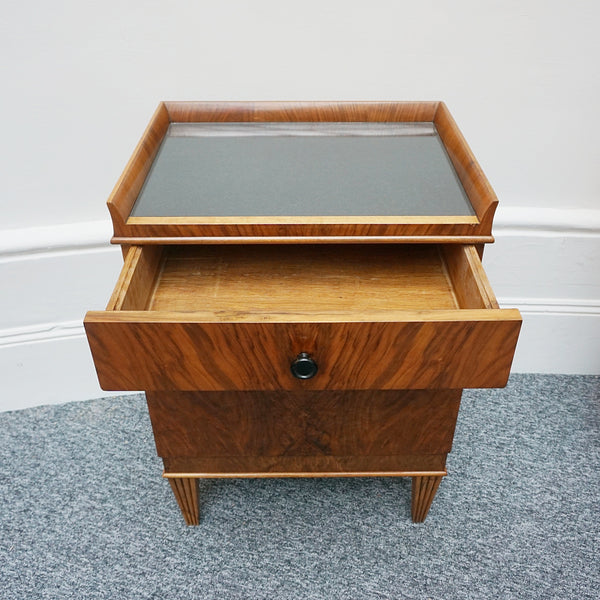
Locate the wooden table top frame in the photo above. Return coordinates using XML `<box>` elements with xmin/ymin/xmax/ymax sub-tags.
<box><xmin>107</xmin><ymin>101</ymin><xmax>498</xmax><ymax>245</ymax></box>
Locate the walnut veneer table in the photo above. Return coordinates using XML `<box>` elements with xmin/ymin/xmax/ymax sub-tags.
<box><xmin>85</xmin><ymin>102</ymin><xmax>521</xmax><ymax>525</ymax></box>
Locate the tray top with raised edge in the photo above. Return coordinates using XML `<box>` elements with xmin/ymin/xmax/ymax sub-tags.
<box><xmin>106</xmin><ymin>101</ymin><xmax>498</xmax><ymax>244</ymax></box>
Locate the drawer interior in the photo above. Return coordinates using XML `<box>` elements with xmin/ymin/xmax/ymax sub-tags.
<box><xmin>107</xmin><ymin>244</ymin><xmax>499</xmax><ymax>319</ymax></box>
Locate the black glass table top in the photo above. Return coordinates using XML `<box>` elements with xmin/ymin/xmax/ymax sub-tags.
<box><xmin>130</xmin><ymin>122</ymin><xmax>473</xmax><ymax>218</ymax></box>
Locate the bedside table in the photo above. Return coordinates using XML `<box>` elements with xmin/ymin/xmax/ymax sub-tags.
<box><xmin>85</xmin><ymin>102</ymin><xmax>521</xmax><ymax>524</ymax></box>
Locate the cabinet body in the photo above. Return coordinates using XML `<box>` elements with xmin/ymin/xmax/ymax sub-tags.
<box><xmin>85</xmin><ymin>102</ymin><xmax>521</xmax><ymax>524</ymax></box>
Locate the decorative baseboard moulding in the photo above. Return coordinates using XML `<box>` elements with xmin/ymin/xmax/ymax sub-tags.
<box><xmin>0</xmin><ymin>221</ymin><xmax>112</xmax><ymax>257</ymax></box>
<box><xmin>493</xmin><ymin>206</ymin><xmax>600</xmax><ymax>235</ymax></box>
<box><xmin>1</xmin><ymin>208</ymin><xmax>599</xmax><ymax>411</ymax></box>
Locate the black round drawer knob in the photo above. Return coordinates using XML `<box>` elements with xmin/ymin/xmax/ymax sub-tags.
<box><xmin>290</xmin><ymin>352</ymin><xmax>318</xmax><ymax>380</ymax></box>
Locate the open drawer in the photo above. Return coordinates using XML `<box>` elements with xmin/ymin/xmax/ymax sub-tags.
<box><xmin>84</xmin><ymin>244</ymin><xmax>521</xmax><ymax>391</ymax></box>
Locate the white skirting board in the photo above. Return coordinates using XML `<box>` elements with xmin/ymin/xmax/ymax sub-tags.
<box><xmin>1</xmin><ymin>209</ymin><xmax>599</xmax><ymax>412</ymax></box>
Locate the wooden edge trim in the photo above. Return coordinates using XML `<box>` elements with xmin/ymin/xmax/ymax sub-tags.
<box><xmin>440</xmin><ymin>244</ymin><xmax>499</xmax><ymax>309</ymax></box>
<box><xmin>162</xmin><ymin>470</ymin><xmax>448</xmax><ymax>479</ymax></box>
<box><xmin>127</xmin><ymin>215</ymin><xmax>480</xmax><ymax>225</ymax></box>
<box><xmin>84</xmin><ymin>308</ymin><xmax>523</xmax><ymax>324</ymax></box>
<box><xmin>105</xmin><ymin>246</ymin><xmax>144</xmax><ymax>310</ymax></box>
<box><xmin>111</xmin><ymin>235</ymin><xmax>496</xmax><ymax>245</ymax></box>
<box><xmin>107</xmin><ymin>102</ymin><xmax>170</xmax><ymax>235</ymax></box>
<box><xmin>478</xmin><ymin>200</ymin><xmax>498</xmax><ymax>236</ymax></box>
<box><xmin>463</xmin><ymin>245</ymin><xmax>500</xmax><ymax>308</ymax></box>
<box><xmin>437</xmin><ymin>245</ymin><xmax>462</xmax><ymax>309</ymax></box>
<box><xmin>164</xmin><ymin>101</ymin><xmax>441</xmax><ymax>123</ymax></box>
<box><xmin>433</xmin><ymin>102</ymin><xmax>498</xmax><ymax>229</ymax></box>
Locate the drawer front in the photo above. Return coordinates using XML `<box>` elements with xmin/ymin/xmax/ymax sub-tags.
<box><xmin>146</xmin><ymin>390</ymin><xmax>463</xmax><ymax>458</ymax></box>
<box><xmin>84</xmin><ymin>311</ymin><xmax>521</xmax><ymax>391</ymax></box>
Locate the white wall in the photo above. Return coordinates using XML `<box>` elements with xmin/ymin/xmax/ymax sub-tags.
<box><xmin>1</xmin><ymin>1</ymin><xmax>599</xmax><ymax>411</ymax></box>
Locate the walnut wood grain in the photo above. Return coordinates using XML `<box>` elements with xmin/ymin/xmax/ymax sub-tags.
<box><xmin>103</xmin><ymin>101</ymin><xmax>499</xmax><ymax>242</ymax></box>
<box><xmin>162</xmin><ymin>455</ymin><xmax>448</xmax><ymax>477</ymax></box>
<box><xmin>87</xmin><ymin>242</ymin><xmax>520</xmax><ymax>391</ymax></box>
<box><xmin>441</xmin><ymin>245</ymin><xmax>499</xmax><ymax>309</ymax></box>
<box><xmin>411</xmin><ymin>475</ymin><xmax>443</xmax><ymax>522</ymax></box>
<box><xmin>107</xmin><ymin>245</ymin><xmax>162</xmax><ymax>310</ymax></box>
<box><xmin>163</xmin><ymin>101</ymin><xmax>439</xmax><ymax>124</ymax></box>
<box><xmin>107</xmin><ymin>103</ymin><xmax>170</xmax><ymax>237</ymax></box>
<box><xmin>115</xmin><ymin>221</ymin><xmax>491</xmax><ymax>242</ymax></box>
<box><xmin>146</xmin><ymin>390</ymin><xmax>462</xmax><ymax>458</ymax></box>
<box><xmin>101</xmin><ymin>243</ymin><xmax>504</xmax><ymax>314</ymax></box>
<box><xmin>433</xmin><ymin>102</ymin><xmax>498</xmax><ymax>230</ymax></box>
<box><xmin>84</xmin><ymin>313</ymin><xmax>521</xmax><ymax>391</ymax></box>
<box><xmin>89</xmin><ymin>101</ymin><xmax>520</xmax><ymax>527</ymax></box>
<box><xmin>168</xmin><ymin>477</ymin><xmax>199</xmax><ymax>525</ymax></box>
<box><xmin>111</xmin><ymin>235</ymin><xmax>496</xmax><ymax>245</ymax></box>
<box><xmin>148</xmin><ymin>245</ymin><xmax>459</xmax><ymax>314</ymax></box>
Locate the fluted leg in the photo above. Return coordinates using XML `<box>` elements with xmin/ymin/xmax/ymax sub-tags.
<box><xmin>411</xmin><ymin>475</ymin><xmax>443</xmax><ymax>522</ymax></box>
<box><xmin>168</xmin><ymin>477</ymin><xmax>199</xmax><ymax>525</ymax></box>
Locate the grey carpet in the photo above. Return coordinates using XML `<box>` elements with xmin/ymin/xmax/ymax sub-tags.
<box><xmin>0</xmin><ymin>374</ymin><xmax>599</xmax><ymax>599</ymax></box>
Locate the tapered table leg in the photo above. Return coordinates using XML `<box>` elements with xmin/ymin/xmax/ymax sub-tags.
<box><xmin>168</xmin><ymin>477</ymin><xmax>199</xmax><ymax>525</ymax></box>
<box><xmin>411</xmin><ymin>475</ymin><xmax>443</xmax><ymax>522</ymax></box>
